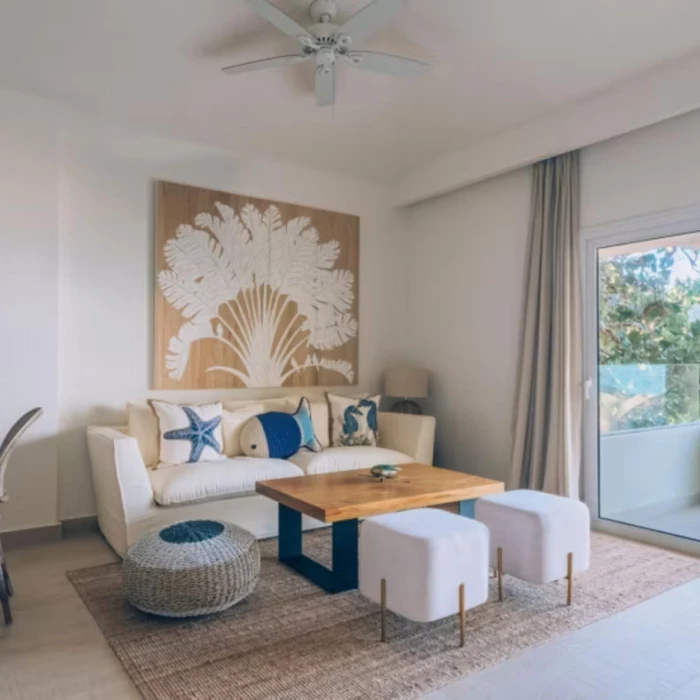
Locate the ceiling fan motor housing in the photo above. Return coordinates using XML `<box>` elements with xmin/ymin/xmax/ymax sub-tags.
<box><xmin>309</xmin><ymin>22</ymin><xmax>341</xmax><ymax>45</ymax></box>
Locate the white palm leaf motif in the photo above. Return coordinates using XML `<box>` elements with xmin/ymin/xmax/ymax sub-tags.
<box><xmin>159</xmin><ymin>202</ymin><xmax>357</xmax><ymax>387</ymax></box>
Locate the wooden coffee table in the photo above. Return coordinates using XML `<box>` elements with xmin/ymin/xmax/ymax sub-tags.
<box><xmin>256</xmin><ymin>463</ymin><xmax>504</xmax><ymax>594</ymax></box>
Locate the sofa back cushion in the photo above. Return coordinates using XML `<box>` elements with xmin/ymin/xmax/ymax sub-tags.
<box><xmin>308</xmin><ymin>400</ymin><xmax>330</xmax><ymax>449</ymax></box>
<box><xmin>127</xmin><ymin>402</ymin><xmax>160</xmax><ymax>468</ymax></box>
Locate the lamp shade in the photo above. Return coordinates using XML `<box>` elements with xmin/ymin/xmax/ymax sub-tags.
<box><xmin>384</xmin><ymin>367</ymin><xmax>429</xmax><ymax>399</ymax></box>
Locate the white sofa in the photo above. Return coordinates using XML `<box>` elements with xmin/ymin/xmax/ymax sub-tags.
<box><xmin>87</xmin><ymin>399</ymin><xmax>436</xmax><ymax>557</ymax></box>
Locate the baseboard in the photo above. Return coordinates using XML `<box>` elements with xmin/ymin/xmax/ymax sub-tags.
<box><xmin>1</xmin><ymin>524</ymin><xmax>62</xmax><ymax>549</ymax></box>
<box><xmin>593</xmin><ymin>518</ymin><xmax>700</xmax><ymax>558</ymax></box>
<box><xmin>1</xmin><ymin>515</ymin><xmax>99</xmax><ymax>549</ymax></box>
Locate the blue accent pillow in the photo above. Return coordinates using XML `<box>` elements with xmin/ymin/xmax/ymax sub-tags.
<box><xmin>240</xmin><ymin>397</ymin><xmax>321</xmax><ymax>459</ymax></box>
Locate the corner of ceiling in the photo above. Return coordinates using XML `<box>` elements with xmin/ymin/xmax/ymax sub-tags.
<box><xmin>392</xmin><ymin>50</ymin><xmax>700</xmax><ymax>209</ymax></box>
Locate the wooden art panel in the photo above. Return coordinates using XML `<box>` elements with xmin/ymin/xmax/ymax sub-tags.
<box><xmin>154</xmin><ymin>181</ymin><xmax>359</xmax><ymax>389</ymax></box>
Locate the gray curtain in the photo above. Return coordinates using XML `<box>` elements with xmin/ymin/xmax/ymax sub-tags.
<box><xmin>510</xmin><ymin>152</ymin><xmax>582</xmax><ymax>498</ymax></box>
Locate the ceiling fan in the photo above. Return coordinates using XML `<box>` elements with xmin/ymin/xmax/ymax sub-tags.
<box><xmin>222</xmin><ymin>0</ymin><xmax>431</xmax><ymax>107</ymax></box>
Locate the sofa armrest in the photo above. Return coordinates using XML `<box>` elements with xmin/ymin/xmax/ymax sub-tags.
<box><xmin>378</xmin><ymin>412</ymin><xmax>436</xmax><ymax>464</ymax></box>
<box><xmin>87</xmin><ymin>426</ymin><xmax>154</xmax><ymax>556</ymax></box>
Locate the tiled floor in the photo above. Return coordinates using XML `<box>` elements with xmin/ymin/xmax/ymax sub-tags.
<box><xmin>1</xmin><ymin>532</ymin><xmax>700</xmax><ymax>700</ymax></box>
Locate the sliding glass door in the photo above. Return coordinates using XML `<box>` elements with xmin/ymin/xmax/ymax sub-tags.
<box><xmin>584</xmin><ymin>219</ymin><xmax>700</xmax><ymax>545</ymax></box>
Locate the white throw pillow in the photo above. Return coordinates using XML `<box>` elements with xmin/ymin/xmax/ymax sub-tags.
<box><xmin>221</xmin><ymin>404</ymin><xmax>265</xmax><ymax>457</ymax></box>
<box><xmin>150</xmin><ymin>400</ymin><xmax>225</xmax><ymax>465</ymax></box>
<box><xmin>326</xmin><ymin>393</ymin><xmax>381</xmax><ymax>447</ymax></box>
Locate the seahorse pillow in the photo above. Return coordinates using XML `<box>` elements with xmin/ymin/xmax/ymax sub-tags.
<box><xmin>326</xmin><ymin>393</ymin><xmax>380</xmax><ymax>447</ymax></box>
<box><xmin>150</xmin><ymin>400</ymin><xmax>225</xmax><ymax>465</ymax></box>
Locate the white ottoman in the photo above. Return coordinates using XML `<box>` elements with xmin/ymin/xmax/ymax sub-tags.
<box><xmin>475</xmin><ymin>490</ymin><xmax>590</xmax><ymax>605</ymax></box>
<box><xmin>359</xmin><ymin>508</ymin><xmax>489</xmax><ymax>646</ymax></box>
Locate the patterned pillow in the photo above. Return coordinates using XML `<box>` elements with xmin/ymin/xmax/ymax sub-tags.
<box><xmin>240</xmin><ymin>397</ymin><xmax>321</xmax><ymax>460</ymax></box>
<box><xmin>150</xmin><ymin>400</ymin><xmax>225</xmax><ymax>465</ymax></box>
<box><xmin>326</xmin><ymin>393</ymin><xmax>380</xmax><ymax>447</ymax></box>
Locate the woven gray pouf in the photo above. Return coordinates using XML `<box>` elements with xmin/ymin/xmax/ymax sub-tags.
<box><xmin>123</xmin><ymin>520</ymin><xmax>260</xmax><ymax>618</ymax></box>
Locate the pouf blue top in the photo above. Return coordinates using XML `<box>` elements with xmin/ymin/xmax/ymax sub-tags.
<box><xmin>159</xmin><ymin>520</ymin><xmax>224</xmax><ymax>544</ymax></box>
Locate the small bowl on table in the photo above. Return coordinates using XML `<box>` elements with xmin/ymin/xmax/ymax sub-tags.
<box><xmin>370</xmin><ymin>464</ymin><xmax>401</xmax><ymax>481</ymax></box>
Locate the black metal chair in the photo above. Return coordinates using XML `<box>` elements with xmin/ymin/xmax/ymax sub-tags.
<box><xmin>0</xmin><ymin>407</ymin><xmax>43</xmax><ymax>625</ymax></box>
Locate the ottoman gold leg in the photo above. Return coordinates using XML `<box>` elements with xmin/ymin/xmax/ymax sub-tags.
<box><xmin>381</xmin><ymin>578</ymin><xmax>387</xmax><ymax>642</ymax></box>
<box><xmin>567</xmin><ymin>553</ymin><xmax>573</xmax><ymax>606</ymax></box>
<box><xmin>497</xmin><ymin>547</ymin><xmax>503</xmax><ymax>602</ymax></box>
<box><xmin>459</xmin><ymin>583</ymin><xmax>465</xmax><ymax>648</ymax></box>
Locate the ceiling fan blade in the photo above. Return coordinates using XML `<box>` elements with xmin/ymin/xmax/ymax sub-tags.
<box><xmin>344</xmin><ymin>51</ymin><xmax>430</xmax><ymax>77</ymax></box>
<box><xmin>244</xmin><ymin>0</ymin><xmax>313</xmax><ymax>41</ymax></box>
<box><xmin>338</xmin><ymin>0</ymin><xmax>403</xmax><ymax>45</ymax></box>
<box><xmin>315</xmin><ymin>66</ymin><xmax>335</xmax><ymax>107</ymax></box>
<box><xmin>222</xmin><ymin>54</ymin><xmax>311</xmax><ymax>76</ymax></box>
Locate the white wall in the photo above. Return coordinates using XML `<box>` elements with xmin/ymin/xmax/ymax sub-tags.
<box><xmin>406</xmin><ymin>107</ymin><xmax>700</xmax><ymax>485</ymax></box>
<box><xmin>582</xmin><ymin>109</ymin><xmax>700</xmax><ymax>228</ymax></box>
<box><xmin>0</xmin><ymin>91</ymin><xmax>60</xmax><ymax>530</ymax></box>
<box><xmin>405</xmin><ymin>168</ymin><xmax>532</xmax><ymax>483</ymax></box>
<box><xmin>1</xmin><ymin>88</ymin><xmax>407</xmax><ymax>531</ymax></box>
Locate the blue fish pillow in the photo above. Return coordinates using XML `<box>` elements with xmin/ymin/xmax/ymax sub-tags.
<box><xmin>240</xmin><ymin>397</ymin><xmax>321</xmax><ymax>459</ymax></box>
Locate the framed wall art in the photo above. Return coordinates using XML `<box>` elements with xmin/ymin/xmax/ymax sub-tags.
<box><xmin>154</xmin><ymin>181</ymin><xmax>359</xmax><ymax>389</ymax></box>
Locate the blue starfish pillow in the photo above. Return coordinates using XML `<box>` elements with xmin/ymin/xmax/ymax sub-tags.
<box><xmin>240</xmin><ymin>397</ymin><xmax>321</xmax><ymax>460</ymax></box>
<box><xmin>150</xmin><ymin>400</ymin><xmax>224</xmax><ymax>465</ymax></box>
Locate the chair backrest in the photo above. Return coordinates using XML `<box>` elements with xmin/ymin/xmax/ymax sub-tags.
<box><xmin>0</xmin><ymin>407</ymin><xmax>43</xmax><ymax>503</ymax></box>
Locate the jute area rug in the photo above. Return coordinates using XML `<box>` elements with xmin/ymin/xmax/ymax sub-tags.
<box><xmin>68</xmin><ymin>531</ymin><xmax>700</xmax><ymax>700</ymax></box>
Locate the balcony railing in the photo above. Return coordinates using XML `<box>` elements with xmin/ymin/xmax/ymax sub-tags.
<box><xmin>599</xmin><ymin>363</ymin><xmax>700</xmax><ymax>434</ymax></box>
<box><xmin>599</xmin><ymin>364</ymin><xmax>700</xmax><ymax>532</ymax></box>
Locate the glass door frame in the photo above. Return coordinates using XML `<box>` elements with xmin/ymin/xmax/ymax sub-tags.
<box><xmin>581</xmin><ymin>203</ymin><xmax>700</xmax><ymax>556</ymax></box>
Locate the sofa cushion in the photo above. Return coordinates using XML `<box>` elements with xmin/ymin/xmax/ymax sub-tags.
<box><xmin>149</xmin><ymin>458</ymin><xmax>304</xmax><ymax>506</ymax></box>
<box><xmin>288</xmin><ymin>446</ymin><xmax>414</xmax><ymax>476</ymax></box>
<box><xmin>222</xmin><ymin>397</ymin><xmax>300</xmax><ymax>413</ymax></box>
<box><xmin>308</xmin><ymin>400</ymin><xmax>330</xmax><ymax>449</ymax></box>
<box><xmin>127</xmin><ymin>402</ymin><xmax>159</xmax><ymax>468</ymax></box>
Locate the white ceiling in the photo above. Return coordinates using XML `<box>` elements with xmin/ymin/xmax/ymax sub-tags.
<box><xmin>2</xmin><ymin>0</ymin><xmax>700</xmax><ymax>183</ymax></box>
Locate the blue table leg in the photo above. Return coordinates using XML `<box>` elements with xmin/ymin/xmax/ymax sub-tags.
<box><xmin>459</xmin><ymin>499</ymin><xmax>477</xmax><ymax>518</ymax></box>
<box><xmin>278</xmin><ymin>503</ymin><xmax>302</xmax><ymax>558</ymax></box>
<box><xmin>277</xmin><ymin>503</ymin><xmax>358</xmax><ymax>594</ymax></box>
<box><xmin>332</xmin><ymin>518</ymin><xmax>359</xmax><ymax>591</ymax></box>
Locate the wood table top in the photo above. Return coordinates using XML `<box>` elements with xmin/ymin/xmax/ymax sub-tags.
<box><xmin>256</xmin><ymin>463</ymin><xmax>505</xmax><ymax>523</ymax></box>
